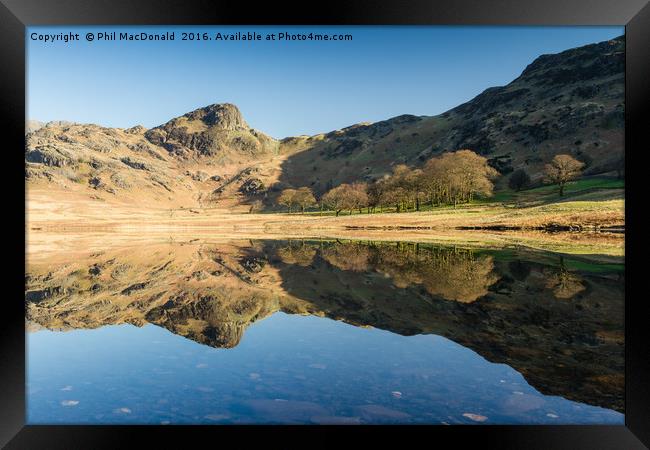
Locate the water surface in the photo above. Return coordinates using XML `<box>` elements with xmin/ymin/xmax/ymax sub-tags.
<box><xmin>26</xmin><ymin>239</ymin><xmax>624</xmax><ymax>424</ymax></box>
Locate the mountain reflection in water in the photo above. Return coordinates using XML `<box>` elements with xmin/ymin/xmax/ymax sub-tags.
<box><xmin>26</xmin><ymin>239</ymin><xmax>624</xmax><ymax>423</ymax></box>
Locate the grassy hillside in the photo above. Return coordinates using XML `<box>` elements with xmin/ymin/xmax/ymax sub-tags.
<box><xmin>276</xmin><ymin>36</ymin><xmax>624</xmax><ymax>197</ymax></box>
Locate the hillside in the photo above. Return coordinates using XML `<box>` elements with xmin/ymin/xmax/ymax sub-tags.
<box><xmin>26</xmin><ymin>104</ymin><xmax>289</xmax><ymax>212</ymax></box>
<box><xmin>25</xmin><ymin>36</ymin><xmax>624</xmax><ymax>213</ymax></box>
<box><xmin>278</xmin><ymin>36</ymin><xmax>624</xmax><ymax>194</ymax></box>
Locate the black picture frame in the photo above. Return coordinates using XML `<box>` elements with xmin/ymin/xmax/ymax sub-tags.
<box><xmin>2</xmin><ymin>0</ymin><xmax>648</xmax><ymax>448</ymax></box>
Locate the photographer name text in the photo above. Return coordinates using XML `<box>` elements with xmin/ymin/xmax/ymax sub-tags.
<box><xmin>30</xmin><ymin>30</ymin><xmax>353</xmax><ymax>44</ymax></box>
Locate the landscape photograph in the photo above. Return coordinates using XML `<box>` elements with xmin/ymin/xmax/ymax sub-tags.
<box><xmin>26</xmin><ymin>25</ymin><xmax>625</xmax><ymax>425</ymax></box>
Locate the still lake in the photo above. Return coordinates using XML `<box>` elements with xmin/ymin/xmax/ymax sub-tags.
<box><xmin>26</xmin><ymin>239</ymin><xmax>624</xmax><ymax>424</ymax></box>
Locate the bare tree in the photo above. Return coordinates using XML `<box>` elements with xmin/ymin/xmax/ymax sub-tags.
<box><xmin>293</xmin><ymin>187</ymin><xmax>317</xmax><ymax>214</ymax></box>
<box><xmin>379</xmin><ymin>165</ymin><xmax>421</xmax><ymax>212</ymax></box>
<box><xmin>347</xmin><ymin>183</ymin><xmax>369</xmax><ymax>214</ymax></box>
<box><xmin>422</xmin><ymin>150</ymin><xmax>498</xmax><ymax>207</ymax></box>
<box><xmin>407</xmin><ymin>168</ymin><xmax>426</xmax><ymax>211</ymax></box>
<box><xmin>322</xmin><ymin>183</ymin><xmax>369</xmax><ymax>215</ymax></box>
<box><xmin>544</xmin><ymin>154</ymin><xmax>584</xmax><ymax>196</ymax></box>
<box><xmin>322</xmin><ymin>185</ymin><xmax>348</xmax><ymax>216</ymax></box>
<box><xmin>312</xmin><ymin>149</ymin><xmax>499</xmax><ymax>215</ymax></box>
<box><xmin>366</xmin><ymin>181</ymin><xmax>383</xmax><ymax>213</ymax></box>
<box><xmin>277</xmin><ymin>188</ymin><xmax>297</xmax><ymax>213</ymax></box>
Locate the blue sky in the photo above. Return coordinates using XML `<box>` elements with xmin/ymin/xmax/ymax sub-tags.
<box><xmin>27</xmin><ymin>26</ymin><xmax>623</xmax><ymax>138</ymax></box>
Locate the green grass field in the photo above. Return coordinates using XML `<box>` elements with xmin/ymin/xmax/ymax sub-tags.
<box><xmin>291</xmin><ymin>176</ymin><xmax>624</xmax><ymax>217</ymax></box>
<box><xmin>489</xmin><ymin>176</ymin><xmax>624</xmax><ymax>204</ymax></box>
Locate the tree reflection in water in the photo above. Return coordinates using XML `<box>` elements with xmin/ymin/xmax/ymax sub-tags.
<box><xmin>25</xmin><ymin>239</ymin><xmax>624</xmax><ymax>412</ymax></box>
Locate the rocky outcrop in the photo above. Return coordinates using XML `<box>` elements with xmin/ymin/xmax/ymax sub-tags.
<box><xmin>120</xmin><ymin>156</ymin><xmax>151</xmax><ymax>171</ymax></box>
<box><xmin>238</xmin><ymin>178</ymin><xmax>265</xmax><ymax>196</ymax></box>
<box><xmin>144</xmin><ymin>103</ymin><xmax>278</xmax><ymax>158</ymax></box>
<box><xmin>25</xmin><ymin>146</ymin><xmax>74</xmax><ymax>167</ymax></box>
<box><xmin>187</xmin><ymin>103</ymin><xmax>249</xmax><ymax>130</ymax></box>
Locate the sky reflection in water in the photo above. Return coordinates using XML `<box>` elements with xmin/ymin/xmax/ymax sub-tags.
<box><xmin>26</xmin><ymin>240</ymin><xmax>624</xmax><ymax>424</ymax></box>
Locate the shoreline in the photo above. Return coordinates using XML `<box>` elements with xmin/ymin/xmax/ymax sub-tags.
<box><xmin>26</xmin><ymin>227</ymin><xmax>624</xmax><ymax>262</ymax></box>
<box><xmin>26</xmin><ymin>190</ymin><xmax>625</xmax><ymax>259</ymax></box>
<box><xmin>27</xmin><ymin>200</ymin><xmax>625</xmax><ymax>231</ymax></box>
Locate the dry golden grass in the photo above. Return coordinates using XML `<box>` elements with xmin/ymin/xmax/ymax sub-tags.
<box><xmin>27</xmin><ymin>188</ymin><xmax>624</xmax><ymax>259</ymax></box>
<box><xmin>28</xmin><ymin>187</ymin><xmax>624</xmax><ymax>229</ymax></box>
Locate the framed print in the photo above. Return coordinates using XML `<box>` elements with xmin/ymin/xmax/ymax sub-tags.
<box><xmin>1</xmin><ymin>0</ymin><xmax>649</xmax><ymax>448</ymax></box>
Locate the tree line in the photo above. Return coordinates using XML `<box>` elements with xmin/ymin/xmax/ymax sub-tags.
<box><xmin>274</xmin><ymin>240</ymin><xmax>498</xmax><ymax>303</ymax></box>
<box><xmin>275</xmin><ymin>149</ymin><xmax>587</xmax><ymax>214</ymax></box>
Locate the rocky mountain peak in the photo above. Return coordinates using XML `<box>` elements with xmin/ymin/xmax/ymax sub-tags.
<box><xmin>184</xmin><ymin>103</ymin><xmax>249</xmax><ymax>131</ymax></box>
<box><xmin>143</xmin><ymin>102</ymin><xmax>277</xmax><ymax>158</ymax></box>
